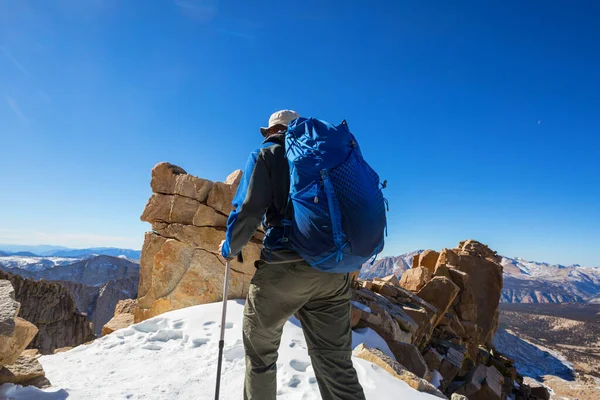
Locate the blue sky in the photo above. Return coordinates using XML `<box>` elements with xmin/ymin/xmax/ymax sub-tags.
<box><xmin>0</xmin><ymin>1</ymin><xmax>598</xmax><ymax>266</ymax></box>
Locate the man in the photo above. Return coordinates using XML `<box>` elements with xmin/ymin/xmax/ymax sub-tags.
<box><xmin>219</xmin><ymin>110</ymin><xmax>366</xmax><ymax>400</ymax></box>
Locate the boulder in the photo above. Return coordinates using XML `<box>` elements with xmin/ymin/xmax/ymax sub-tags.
<box><xmin>150</xmin><ymin>162</ymin><xmax>188</xmax><ymax>195</ymax></box>
<box><xmin>379</xmin><ymin>274</ymin><xmax>400</xmax><ymax>287</ymax></box>
<box><xmin>0</xmin><ymin>355</ymin><xmax>45</xmax><ymax>386</ymax></box>
<box><xmin>102</xmin><ymin>313</ymin><xmax>135</xmax><ymax>336</ymax></box>
<box><xmin>207</xmin><ymin>182</ymin><xmax>235</xmax><ymax>214</ymax></box>
<box><xmin>418</xmin><ymin>250</ymin><xmax>440</xmax><ymax>274</ymax></box>
<box><xmin>0</xmin><ymin>280</ymin><xmax>19</xmax><ymax>337</ymax></box>
<box><xmin>433</xmin><ymin>264</ymin><xmax>451</xmax><ymax>279</ymax></box>
<box><xmin>114</xmin><ymin>299</ymin><xmax>137</xmax><ymax>315</ymax></box>
<box><xmin>529</xmin><ymin>385</ymin><xmax>551</xmax><ymax>400</ymax></box>
<box><xmin>458</xmin><ymin>239</ymin><xmax>501</xmax><ymax>264</ymax></box>
<box><xmin>387</xmin><ymin>341</ymin><xmax>430</xmax><ymax>379</ymax></box>
<box><xmin>440</xmin><ymin>245</ymin><xmax>503</xmax><ymax>344</ymax></box>
<box><xmin>353</xmin><ymin>344</ymin><xmax>446</xmax><ymax>399</ymax></box>
<box><xmin>423</xmin><ymin>347</ymin><xmax>443</xmax><ymax>371</ymax></box>
<box><xmin>438</xmin><ymin>347</ymin><xmax>466</xmax><ymax>388</ymax></box>
<box><xmin>0</xmin><ymin>317</ymin><xmax>38</xmax><ymax>366</ymax></box>
<box><xmin>412</xmin><ymin>254</ymin><xmax>420</xmax><ymax>269</ymax></box>
<box><xmin>352</xmin><ymin>288</ymin><xmax>418</xmax><ymax>339</ymax></box>
<box><xmin>417</xmin><ymin>277</ymin><xmax>460</xmax><ymax>327</ymax></box>
<box><xmin>455</xmin><ymin>364</ymin><xmax>504</xmax><ymax>400</ymax></box>
<box><xmin>400</xmin><ymin>267</ymin><xmax>432</xmax><ymax>292</ymax></box>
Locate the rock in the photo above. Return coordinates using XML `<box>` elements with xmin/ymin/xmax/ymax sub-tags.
<box><xmin>224</xmin><ymin>169</ymin><xmax>243</xmax><ymax>193</ymax></box>
<box><xmin>423</xmin><ymin>347</ymin><xmax>443</xmax><ymax>371</ymax></box>
<box><xmin>441</xmin><ymin>244</ymin><xmax>503</xmax><ymax>345</ymax></box>
<box><xmin>417</xmin><ymin>277</ymin><xmax>460</xmax><ymax>328</ymax></box>
<box><xmin>412</xmin><ymin>254</ymin><xmax>420</xmax><ymax>269</ymax></box>
<box><xmin>418</xmin><ymin>250</ymin><xmax>440</xmax><ymax>274</ymax></box>
<box><xmin>387</xmin><ymin>341</ymin><xmax>430</xmax><ymax>379</ymax></box>
<box><xmin>400</xmin><ymin>267</ymin><xmax>432</xmax><ymax>292</ymax></box>
<box><xmin>150</xmin><ymin>162</ymin><xmax>187</xmax><ymax>195</ymax></box>
<box><xmin>52</xmin><ymin>347</ymin><xmax>72</xmax><ymax>354</ymax></box>
<box><xmin>138</xmin><ymin>232</ymin><xmax>167</xmax><ymax>300</ymax></box>
<box><xmin>102</xmin><ymin>313</ymin><xmax>135</xmax><ymax>336</ymax></box>
<box><xmin>0</xmin><ymin>317</ymin><xmax>38</xmax><ymax>366</ymax></box>
<box><xmin>114</xmin><ymin>299</ymin><xmax>137</xmax><ymax>315</ymax></box>
<box><xmin>140</xmin><ymin>193</ymin><xmax>172</xmax><ymax>224</ymax></box>
<box><xmin>0</xmin><ymin>355</ymin><xmax>45</xmax><ymax>385</ymax></box>
<box><xmin>350</xmin><ymin>304</ymin><xmax>362</xmax><ymax>328</ymax></box>
<box><xmin>450</xmin><ymin>394</ymin><xmax>468</xmax><ymax>400</ymax></box>
<box><xmin>362</xmin><ymin>281</ymin><xmax>373</xmax><ymax>290</ymax></box>
<box><xmin>353</xmin><ymin>344</ymin><xmax>446</xmax><ymax>399</ymax></box>
<box><xmin>458</xmin><ymin>239</ymin><xmax>501</xmax><ymax>264</ymax></box>
<box><xmin>455</xmin><ymin>364</ymin><xmax>503</xmax><ymax>400</ymax></box>
<box><xmin>0</xmin><ymin>271</ymin><xmax>95</xmax><ymax>355</ymax></box>
<box><xmin>433</xmin><ymin>264</ymin><xmax>452</xmax><ymax>279</ymax></box>
<box><xmin>352</xmin><ymin>288</ymin><xmax>418</xmax><ymax>339</ymax></box>
<box><xmin>0</xmin><ymin>280</ymin><xmax>19</xmax><ymax>337</ymax></box>
<box><xmin>173</xmin><ymin>174</ymin><xmax>214</xmax><ymax>203</ymax></box>
<box><xmin>20</xmin><ymin>349</ymin><xmax>40</xmax><ymax>359</ymax></box>
<box><xmin>379</xmin><ymin>274</ymin><xmax>400</xmax><ymax>287</ymax></box>
<box><xmin>135</xmin><ymin>242</ymin><xmax>255</xmax><ymax>322</ymax></box>
<box><xmin>529</xmin><ymin>385</ymin><xmax>550</xmax><ymax>400</ymax></box>
<box><xmin>438</xmin><ymin>347</ymin><xmax>466</xmax><ymax>389</ymax></box>
<box><xmin>207</xmin><ymin>182</ymin><xmax>235</xmax><ymax>214</ymax></box>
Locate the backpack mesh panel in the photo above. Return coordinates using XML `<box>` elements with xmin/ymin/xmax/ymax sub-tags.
<box><xmin>329</xmin><ymin>150</ymin><xmax>386</xmax><ymax>257</ymax></box>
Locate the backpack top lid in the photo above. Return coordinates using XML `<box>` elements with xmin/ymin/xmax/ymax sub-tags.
<box><xmin>286</xmin><ymin>117</ymin><xmax>356</xmax><ymax>190</ymax></box>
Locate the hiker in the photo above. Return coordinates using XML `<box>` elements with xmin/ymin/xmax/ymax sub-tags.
<box><xmin>219</xmin><ymin>110</ymin><xmax>367</xmax><ymax>400</ymax></box>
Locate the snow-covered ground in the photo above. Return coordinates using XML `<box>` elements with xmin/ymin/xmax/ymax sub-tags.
<box><xmin>1</xmin><ymin>301</ymin><xmax>436</xmax><ymax>400</ymax></box>
<box><xmin>0</xmin><ymin>255</ymin><xmax>80</xmax><ymax>272</ymax></box>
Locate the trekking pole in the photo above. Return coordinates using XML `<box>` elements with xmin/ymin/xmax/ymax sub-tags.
<box><xmin>215</xmin><ymin>259</ymin><xmax>231</xmax><ymax>400</ymax></box>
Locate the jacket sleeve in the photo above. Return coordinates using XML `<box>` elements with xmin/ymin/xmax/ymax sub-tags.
<box><xmin>221</xmin><ymin>148</ymin><xmax>272</xmax><ymax>259</ymax></box>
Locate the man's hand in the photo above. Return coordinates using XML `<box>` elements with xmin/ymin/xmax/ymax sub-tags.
<box><xmin>219</xmin><ymin>240</ymin><xmax>226</xmax><ymax>260</ymax></box>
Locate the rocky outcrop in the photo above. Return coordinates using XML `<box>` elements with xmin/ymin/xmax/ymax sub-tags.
<box><xmin>134</xmin><ymin>162</ymin><xmax>541</xmax><ymax>399</ymax></box>
<box><xmin>59</xmin><ymin>276</ymin><xmax>138</xmax><ymax>336</ymax></box>
<box><xmin>101</xmin><ymin>299</ymin><xmax>137</xmax><ymax>336</ymax></box>
<box><xmin>134</xmin><ymin>163</ymin><xmax>261</xmax><ymax>322</ymax></box>
<box><xmin>0</xmin><ymin>280</ymin><xmax>49</xmax><ymax>388</ymax></box>
<box><xmin>0</xmin><ymin>271</ymin><xmax>95</xmax><ymax>354</ymax></box>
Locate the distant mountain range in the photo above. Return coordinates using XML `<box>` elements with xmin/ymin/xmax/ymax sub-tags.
<box><xmin>0</xmin><ymin>244</ymin><xmax>141</xmax><ymax>260</ymax></box>
<box><xmin>0</xmin><ymin>253</ymin><xmax>140</xmax><ymax>336</ymax></box>
<box><xmin>361</xmin><ymin>250</ymin><xmax>600</xmax><ymax>304</ymax></box>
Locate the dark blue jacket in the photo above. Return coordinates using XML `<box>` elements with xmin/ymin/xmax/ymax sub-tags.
<box><xmin>221</xmin><ymin>134</ymin><xmax>302</xmax><ymax>264</ymax></box>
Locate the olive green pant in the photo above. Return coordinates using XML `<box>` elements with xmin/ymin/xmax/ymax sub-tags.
<box><xmin>242</xmin><ymin>260</ymin><xmax>366</xmax><ymax>400</ymax></box>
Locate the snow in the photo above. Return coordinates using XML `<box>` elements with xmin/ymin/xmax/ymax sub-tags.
<box><xmin>1</xmin><ymin>301</ymin><xmax>438</xmax><ymax>400</ymax></box>
<box><xmin>429</xmin><ymin>370</ymin><xmax>443</xmax><ymax>389</ymax></box>
<box><xmin>0</xmin><ymin>255</ymin><xmax>79</xmax><ymax>272</ymax></box>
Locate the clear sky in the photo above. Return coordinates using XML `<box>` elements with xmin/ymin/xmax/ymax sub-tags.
<box><xmin>0</xmin><ymin>1</ymin><xmax>598</xmax><ymax>266</ymax></box>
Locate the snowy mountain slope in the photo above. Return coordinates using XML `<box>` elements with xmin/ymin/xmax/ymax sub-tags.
<box><xmin>0</xmin><ymin>255</ymin><xmax>139</xmax><ymax>287</ymax></box>
<box><xmin>2</xmin><ymin>301</ymin><xmax>438</xmax><ymax>400</ymax></box>
<box><xmin>0</xmin><ymin>255</ymin><xmax>82</xmax><ymax>272</ymax></box>
<box><xmin>360</xmin><ymin>250</ymin><xmax>422</xmax><ymax>280</ymax></box>
<box><xmin>501</xmin><ymin>257</ymin><xmax>600</xmax><ymax>303</ymax></box>
<box><xmin>0</xmin><ymin>245</ymin><xmax>141</xmax><ymax>260</ymax></box>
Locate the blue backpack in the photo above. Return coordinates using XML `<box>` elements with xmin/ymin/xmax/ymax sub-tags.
<box><xmin>281</xmin><ymin>117</ymin><xmax>387</xmax><ymax>273</ymax></box>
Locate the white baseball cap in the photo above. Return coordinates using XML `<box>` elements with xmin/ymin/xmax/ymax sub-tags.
<box><xmin>260</xmin><ymin>110</ymin><xmax>300</xmax><ymax>136</ymax></box>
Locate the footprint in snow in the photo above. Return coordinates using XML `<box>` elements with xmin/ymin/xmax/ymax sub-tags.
<box><xmin>172</xmin><ymin>320</ymin><xmax>185</xmax><ymax>329</ymax></box>
<box><xmin>290</xmin><ymin>359</ymin><xmax>311</xmax><ymax>372</ymax></box>
<box><xmin>203</xmin><ymin>321</ymin><xmax>216</xmax><ymax>326</ymax></box>
<box><xmin>191</xmin><ymin>338</ymin><xmax>209</xmax><ymax>348</ymax></box>
<box><xmin>224</xmin><ymin>341</ymin><xmax>245</xmax><ymax>361</ymax></box>
<box><xmin>288</xmin><ymin>375</ymin><xmax>302</xmax><ymax>388</ymax></box>
<box><xmin>134</xmin><ymin>318</ymin><xmax>168</xmax><ymax>333</ymax></box>
<box><xmin>148</xmin><ymin>329</ymin><xmax>183</xmax><ymax>343</ymax></box>
<box><xmin>142</xmin><ymin>343</ymin><xmax>162</xmax><ymax>351</ymax></box>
